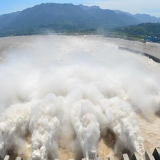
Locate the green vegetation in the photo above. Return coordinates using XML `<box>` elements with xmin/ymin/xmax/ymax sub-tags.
<box><xmin>112</xmin><ymin>23</ymin><xmax>160</xmax><ymax>41</ymax></box>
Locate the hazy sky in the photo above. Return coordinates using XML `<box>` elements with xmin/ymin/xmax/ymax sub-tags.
<box><xmin>0</xmin><ymin>0</ymin><xmax>160</xmax><ymax>17</ymax></box>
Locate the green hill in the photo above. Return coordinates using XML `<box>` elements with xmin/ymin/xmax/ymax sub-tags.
<box><xmin>0</xmin><ymin>3</ymin><xmax>140</xmax><ymax>37</ymax></box>
<box><xmin>0</xmin><ymin>3</ymin><xmax>160</xmax><ymax>38</ymax></box>
<box><xmin>112</xmin><ymin>23</ymin><xmax>160</xmax><ymax>41</ymax></box>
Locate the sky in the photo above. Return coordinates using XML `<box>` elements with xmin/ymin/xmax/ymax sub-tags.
<box><xmin>0</xmin><ymin>0</ymin><xmax>160</xmax><ymax>17</ymax></box>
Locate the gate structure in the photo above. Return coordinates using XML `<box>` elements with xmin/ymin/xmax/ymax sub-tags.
<box><xmin>1</xmin><ymin>148</ymin><xmax>160</xmax><ymax>160</ymax></box>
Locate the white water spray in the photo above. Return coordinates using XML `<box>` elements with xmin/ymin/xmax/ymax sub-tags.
<box><xmin>0</xmin><ymin>35</ymin><xmax>160</xmax><ymax>159</ymax></box>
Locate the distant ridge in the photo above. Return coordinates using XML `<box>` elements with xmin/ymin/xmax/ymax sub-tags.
<box><xmin>0</xmin><ymin>3</ymin><xmax>159</xmax><ymax>37</ymax></box>
<box><xmin>134</xmin><ymin>14</ymin><xmax>160</xmax><ymax>23</ymax></box>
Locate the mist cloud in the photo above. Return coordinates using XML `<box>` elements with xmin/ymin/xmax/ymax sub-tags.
<box><xmin>0</xmin><ymin>35</ymin><xmax>160</xmax><ymax>159</ymax></box>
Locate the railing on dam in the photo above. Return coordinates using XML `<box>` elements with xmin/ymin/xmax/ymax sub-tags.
<box><xmin>1</xmin><ymin>148</ymin><xmax>160</xmax><ymax>160</ymax></box>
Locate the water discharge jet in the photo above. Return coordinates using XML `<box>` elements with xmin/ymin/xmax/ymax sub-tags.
<box><xmin>0</xmin><ymin>35</ymin><xmax>159</xmax><ymax>159</ymax></box>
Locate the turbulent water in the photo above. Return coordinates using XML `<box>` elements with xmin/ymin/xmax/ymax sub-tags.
<box><xmin>0</xmin><ymin>35</ymin><xmax>160</xmax><ymax>160</ymax></box>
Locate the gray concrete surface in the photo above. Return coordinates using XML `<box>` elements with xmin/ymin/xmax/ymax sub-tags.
<box><xmin>102</xmin><ymin>37</ymin><xmax>160</xmax><ymax>59</ymax></box>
